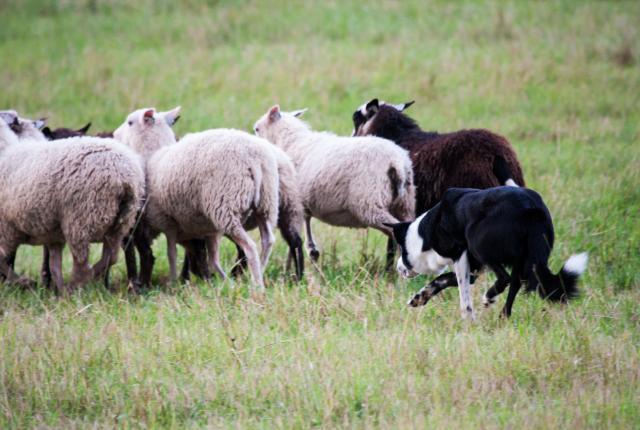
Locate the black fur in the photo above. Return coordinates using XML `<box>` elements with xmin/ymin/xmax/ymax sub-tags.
<box><xmin>391</xmin><ymin>187</ymin><xmax>583</xmax><ymax>317</ymax></box>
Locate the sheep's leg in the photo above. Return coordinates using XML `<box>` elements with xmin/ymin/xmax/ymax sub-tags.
<box><xmin>230</xmin><ymin>243</ymin><xmax>248</xmax><ymax>278</ymax></box>
<box><xmin>48</xmin><ymin>244</ymin><xmax>65</xmax><ymax>295</ymax></box>
<box><xmin>256</xmin><ymin>215</ymin><xmax>276</xmax><ymax>269</ymax></box>
<box><xmin>41</xmin><ymin>247</ymin><xmax>52</xmax><ymax>289</ymax></box>
<box><xmin>92</xmin><ymin>242</ymin><xmax>113</xmax><ymax>281</ymax></box>
<box><xmin>68</xmin><ymin>242</ymin><xmax>92</xmax><ymax>291</ymax></box>
<box><xmin>206</xmin><ymin>233</ymin><xmax>226</xmax><ymax>280</ymax></box>
<box><xmin>180</xmin><ymin>250</ymin><xmax>191</xmax><ymax>282</ymax></box>
<box><xmin>0</xmin><ymin>241</ymin><xmax>35</xmax><ymax>288</ymax></box>
<box><xmin>281</xmin><ymin>227</ymin><xmax>304</xmax><ymax>281</ymax></box>
<box><xmin>227</xmin><ymin>226</ymin><xmax>263</xmax><ymax>289</ymax></box>
<box><xmin>6</xmin><ymin>250</ymin><xmax>16</xmax><ymax>272</ymax></box>
<box><xmin>305</xmin><ymin>215</ymin><xmax>320</xmax><ymax>262</ymax></box>
<box><xmin>136</xmin><ymin>235</ymin><xmax>155</xmax><ymax>287</ymax></box>
<box><xmin>385</xmin><ymin>237</ymin><xmax>397</xmax><ymax>272</ymax></box>
<box><xmin>166</xmin><ymin>232</ymin><xmax>179</xmax><ymax>283</ymax></box>
<box><xmin>123</xmin><ymin>236</ymin><xmax>139</xmax><ymax>286</ymax></box>
<box><xmin>92</xmin><ymin>236</ymin><xmax>121</xmax><ymax>290</ymax></box>
<box><xmin>186</xmin><ymin>239</ymin><xmax>210</xmax><ymax>280</ymax></box>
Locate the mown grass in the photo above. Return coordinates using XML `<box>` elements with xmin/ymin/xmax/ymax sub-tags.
<box><xmin>1</xmin><ymin>0</ymin><xmax>639</xmax><ymax>428</ymax></box>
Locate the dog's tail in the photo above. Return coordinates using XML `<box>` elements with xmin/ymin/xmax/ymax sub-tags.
<box><xmin>493</xmin><ymin>155</ymin><xmax>519</xmax><ymax>187</ymax></box>
<box><xmin>525</xmin><ymin>221</ymin><xmax>587</xmax><ymax>302</ymax></box>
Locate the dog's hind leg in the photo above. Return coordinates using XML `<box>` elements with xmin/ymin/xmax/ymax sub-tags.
<box><xmin>482</xmin><ymin>264</ymin><xmax>510</xmax><ymax>307</ymax></box>
<box><xmin>501</xmin><ymin>263</ymin><xmax>523</xmax><ymax>318</ymax></box>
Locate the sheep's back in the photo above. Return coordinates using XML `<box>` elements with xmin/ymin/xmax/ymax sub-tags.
<box><xmin>404</xmin><ymin>129</ymin><xmax>524</xmax><ymax>212</ymax></box>
<box><xmin>146</xmin><ymin>131</ymin><xmax>277</xmax><ymax>235</ymax></box>
<box><xmin>0</xmin><ymin>139</ymin><xmax>144</xmax><ymax>244</ymax></box>
<box><xmin>298</xmin><ymin>136</ymin><xmax>411</xmax><ymax>218</ymax></box>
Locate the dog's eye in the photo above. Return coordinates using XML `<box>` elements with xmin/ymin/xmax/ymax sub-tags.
<box><xmin>128</xmin><ymin>121</ymin><xmax>133</xmax><ymax>126</ymax></box>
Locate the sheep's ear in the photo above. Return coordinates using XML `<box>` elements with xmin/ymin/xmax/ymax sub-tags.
<box><xmin>268</xmin><ymin>105</ymin><xmax>281</xmax><ymax>122</ymax></box>
<box><xmin>76</xmin><ymin>122</ymin><xmax>91</xmax><ymax>134</ymax></box>
<box><xmin>142</xmin><ymin>109</ymin><xmax>155</xmax><ymax>125</ymax></box>
<box><xmin>391</xmin><ymin>101</ymin><xmax>415</xmax><ymax>112</ymax></box>
<box><xmin>42</xmin><ymin>127</ymin><xmax>54</xmax><ymax>139</ymax></box>
<box><xmin>34</xmin><ymin>118</ymin><xmax>47</xmax><ymax>130</ymax></box>
<box><xmin>290</xmin><ymin>108</ymin><xmax>308</xmax><ymax>118</ymax></box>
<box><xmin>163</xmin><ymin>106</ymin><xmax>181</xmax><ymax>127</ymax></box>
<box><xmin>365</xmin><ymin>98</ymin><xmax>379</xmax><ymax>114</ymax></box>
<box><xmin>0</xmin><ymin>111</ymin><xmax>17</xmax><ymax>125</ymax></box>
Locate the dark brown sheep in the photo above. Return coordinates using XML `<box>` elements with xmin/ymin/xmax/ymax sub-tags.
<box><xmin>353</xmin><ymin>99</ymin><xmax>525</xmax><ymax>214</ymax></box>
<box><xmin>353</xmin><ymin>98</ymin><xmax>526</xmax><ymax>294</ymax></box>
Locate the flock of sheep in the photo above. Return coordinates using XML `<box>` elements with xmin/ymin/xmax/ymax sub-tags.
<box><xmin>0</xmin><ymin>99</ymin><xmax>525</xmax><ymax>301</ymax></box>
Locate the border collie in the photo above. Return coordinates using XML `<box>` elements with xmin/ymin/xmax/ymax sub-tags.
<box><xmin>386</xmin><ymin>186</ymin><xmax>588</xmax><ymax>319</ymax></box>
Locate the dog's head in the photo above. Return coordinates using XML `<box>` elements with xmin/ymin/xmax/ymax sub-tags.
<box><xmin>384</xmin><ymin>220</ymin><xmax>420</xmax><ymax>279</ymax></box>
<box><xmin>386</xmin><ymin>206</ymin><xmax>452</xmax><ymax>281</ymax></box>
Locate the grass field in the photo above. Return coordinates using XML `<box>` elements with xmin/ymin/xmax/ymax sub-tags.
<box><xmin>1</xmin><ymin>0</ymin><xmax>640</xmax><ymax>428</ymax></box>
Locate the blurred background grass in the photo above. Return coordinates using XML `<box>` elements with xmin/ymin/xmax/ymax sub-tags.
<box><xmin>0</xmin><ymin>1</ymin><xmax>639</xmax><ymax>428</ymax></box>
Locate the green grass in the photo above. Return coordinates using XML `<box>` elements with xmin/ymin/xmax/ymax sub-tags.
<box><xmin>1</xmin><ymin>0</ymin><xmax>639</xmax><ymax>428</ymax></box>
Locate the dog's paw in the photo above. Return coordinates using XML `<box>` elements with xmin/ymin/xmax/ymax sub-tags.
<box><xmin>482</xmin><ymin>293</ymin><xmax>496</xmax><ymax>308</ymax></box>
<box><xmin>407</xmin><ymin>287</ymin><xmax>434</xmax><ymax>307</ymax></box>
<box><xmin>461</xmin><ymin>306</ymin><xmax>477</xmax><ymax>321</ymax></box>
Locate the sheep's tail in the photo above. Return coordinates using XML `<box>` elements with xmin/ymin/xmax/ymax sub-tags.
<box><xmin>524</xmin><ymin>219</ymin><xmax>587</xmax><ymax>302</ymax></box>
<box><xmin>388</xmin><ymin>159</ymin><xmax>415</xmax><ymax>220</ymax></box>
<box><xmin>114</xmin><ymin>182</ymin><xmax>139</xmax><ymax>233</ymax></box>
<box><xmin>253</xmin><ymin>159</ymin><xmax>279</xmax><ymax>228</ymax></box>
<box><xmin>493</xmin><ymin>155</ymin><xmax>519</xmax><ymax>187</ymax></box>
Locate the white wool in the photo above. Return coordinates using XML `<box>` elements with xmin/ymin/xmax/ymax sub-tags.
<box><xmin>114</xmin><ymin>108</ymin><xmax>279</xmax><ymax>288</ymax></box>
<box><xmin>0</xmin><ymin>112</ymin><xmax>145</xmax><ymax>291</ymax></box>
<box><xmin>254</xmin><ymin>106</ymin><xmax>415</xmax><ymax>231</ymax></box>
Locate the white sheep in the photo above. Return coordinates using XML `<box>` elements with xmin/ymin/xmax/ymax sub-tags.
<box><xmin>253</xmin><ymin>105</ymin><xmax>415</xmax><ymax>268</ymax></box>
<box><xmin>229</xmin><ymin>144</ymin><xmax>304</xmax><ymax>280</ymax></box>
<box><xmin>0</xmin><ymin>110</ymin><xmax>145</xmax><ymax>294</ymax></box>
<box><xmin>113</xmin><ymin>107</ymin><xmax>279</xmax><ymax>289</ymax></box>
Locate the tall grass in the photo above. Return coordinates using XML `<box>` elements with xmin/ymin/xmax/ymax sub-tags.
<box><xmin>0</xmin><ymin>0</ymin><xmax>639</xmax><ymax>428</ymax></box>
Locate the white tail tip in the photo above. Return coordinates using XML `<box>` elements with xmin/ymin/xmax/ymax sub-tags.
<box><xmin>505</xmin><ymin>179</ymin><xmax>518</xmax><ymax>187</ymax></box>
<box><xmin>564</xmin><ymin>252</ymin><xmax>588</xmax><ymax>275</ymax></box>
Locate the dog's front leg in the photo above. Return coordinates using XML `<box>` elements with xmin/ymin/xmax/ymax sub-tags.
<box><xmin>454</xmin><ymin>251</ymin><xmax>475</xmax><ymax>320</ymax></box>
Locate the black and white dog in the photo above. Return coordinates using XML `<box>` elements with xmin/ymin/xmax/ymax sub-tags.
<box><xmin>387</xmin><ymin>186</ymin><xmax>588</xmax><ymax>319</ymax></box>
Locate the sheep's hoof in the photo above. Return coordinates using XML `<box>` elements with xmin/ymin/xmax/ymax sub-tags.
<box><xmin>127</xmin><ymin>279</ymin><xmax>142</xmax><ymax>294</ymax></box>
<box><xmin>309</xmin><ymin>249</ymin><xmax>320</xmax><ymax>262</ymax></box>
<box><xmin>230</xmin><ymin>265</ymin><xmax>245</xmax><ymax>278</ymax></box>
<box><xmin>14</xmin><ymin>276</ymin><xmax>36</xmax><ymax>289</ymax></box>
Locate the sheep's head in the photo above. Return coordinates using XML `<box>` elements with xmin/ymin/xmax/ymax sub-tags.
<box><xmin>114</xmin><ymin>106</ymin><xmax>180</xmax><ymax>156</ymax></box>
<box><xmin>0</xmin><ymin>110</ymin><xmax>47</xmax><ymax>141</ymax></box>
<box><xmin>253</xmin><ymin>105</ymin><xmax>308</xmax><ymax>144</ymax></box>
<box><xmin>42</xmin><ymin>122</ymin><xmax>91</xmax><ymax>140</ymax></box>
<box><xmin>0</xmin><ymin>110</ymin><xmax>20</xmax><ymax>147</ymax></box>
<box><xmin>351</xmin><ymin>98</ymin><xmax>415</xmax><ymax>137</ymax></box>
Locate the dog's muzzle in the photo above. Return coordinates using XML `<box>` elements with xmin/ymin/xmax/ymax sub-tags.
<box><xmin>397</xmin><ymin>257</ymin><xmax>418</xmax><ymax>279</ymax></box>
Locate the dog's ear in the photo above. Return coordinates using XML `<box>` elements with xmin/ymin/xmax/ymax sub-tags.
<box><xmin>386</xmin><ymin>221</ymin><xmax>411</xmax><ymax>245</ymax></box>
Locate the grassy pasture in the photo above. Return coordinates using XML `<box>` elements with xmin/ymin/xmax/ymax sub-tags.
<box><xmin>1</xmin><ymin>0</ymin><xmax>639</xmax><ymax>428</ymax></box>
